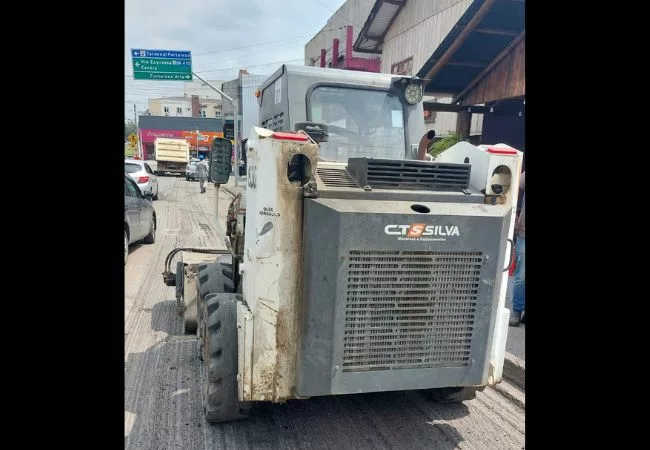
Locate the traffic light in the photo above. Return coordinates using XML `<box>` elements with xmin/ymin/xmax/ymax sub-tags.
<box><xmin>223</xmin><ymin>121</ymin><xmax>234</xmax><ymax>140</ymax></box>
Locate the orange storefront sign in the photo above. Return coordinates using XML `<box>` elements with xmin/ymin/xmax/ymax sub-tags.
<box><xmin>181</xmin><ymin>130</ymin><xmax>224</xmax><ymax>147</ymax></box>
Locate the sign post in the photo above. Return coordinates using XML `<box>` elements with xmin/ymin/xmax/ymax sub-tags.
<box><xmin>130</xmin><ymin>49</ymin><xmax>192</xmax><ymax>81</ymax></box>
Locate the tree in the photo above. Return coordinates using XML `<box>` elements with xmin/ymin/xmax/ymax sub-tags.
<box><xmin>429</xmin><ymin>132</ymin><xmax>464</xmax><ymax>158</ymax></box>
<box><xmin>125</xmin><ymin>121</ymin><xmax>137</xmax><ymax>140</ymax></box>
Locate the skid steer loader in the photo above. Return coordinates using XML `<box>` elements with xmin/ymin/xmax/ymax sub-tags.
<box><xmin>162</xmin><ymin>65</ymin><xmax>522</xmax><ymax>423</ymax></box>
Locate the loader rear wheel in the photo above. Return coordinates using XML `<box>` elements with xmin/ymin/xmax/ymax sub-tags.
<box><xmin>197</xmin><ymin>262</ymin><xmax>234</xmax><ymax>301</ymax></box>
<box><xmin>196</xmin><ymin>261</ymin><xmax>233</xmax><ymax>360</ymax></box>
<box><xmin>425</xmin><ymin>386</ymin><xmax>484</xmax><ymax>403</ymax></box>
<box><xmin>201</xmin><ymin>293</ymin><xmax>249</xmax><ymax>423</ymax></box>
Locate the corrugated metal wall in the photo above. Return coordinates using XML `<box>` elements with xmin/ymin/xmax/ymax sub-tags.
<box><xmin>304</xmin><ymin>0</ymin><xmax>376</xmax><ymax>66</ymax></box>
<box><xmin>381</xmin><ymin>0</ymin><xmax>482</xmax><ymax>137</ymax></box>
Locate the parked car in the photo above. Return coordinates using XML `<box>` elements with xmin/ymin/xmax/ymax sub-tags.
<box><xmin>124</xmin><ymin>173</ymin><xmax>157</xmax><ymax>265</ymax></box>
<box><xmin>186</xmin><ymin>159</ymin><xmax>199</xmax><ymax>181</ymax></box>
<box><xmin>146</xmin><ymin>159</ymin><xmax>158</xmax><ymax>174</ymax></box>
<box><xmin>125</xmin><ymin>159</ymin><xmax>159</xmax><ymax>200</ymax></box>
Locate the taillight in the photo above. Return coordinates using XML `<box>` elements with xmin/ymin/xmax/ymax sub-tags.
<box><xmin>138</xmin><ymin>176</ymin><xmax>149</xmax><ymax>183</ymax></box>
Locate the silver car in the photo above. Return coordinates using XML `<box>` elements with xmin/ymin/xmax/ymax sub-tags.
<box><xmin>124</xmin><ymin>173</ymin><xmax>157</xmax><ymax>265</ymax></box>
<box><xmin>186</xmin><ymin>159</ymin><xmax>199</xmax><ymax>181</ymax></box>
<box><xmin>125</xmin><ymin>160</ymin><xmax>159</xmax><ymax>200</ymax></box>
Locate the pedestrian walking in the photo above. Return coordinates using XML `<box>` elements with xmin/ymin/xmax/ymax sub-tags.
<box><xmin>196</xmin><ymin>155</ymin><xmax>209</xmax><ymax>194</ymax></box>
<box><xmin>509</xmin><ymin>171</ymin><xmax>525</xmax><ymax>326</ymax></box>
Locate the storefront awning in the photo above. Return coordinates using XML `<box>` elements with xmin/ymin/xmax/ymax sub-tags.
<box><xmin>416</xmin><ymin>0</ymin><xmax>525</xmax><ymax>101</ymax></box>
<box><xmin>353</xmin><ymin>0</ymin><xmax>407</xmax><ymax>54</ymax></box>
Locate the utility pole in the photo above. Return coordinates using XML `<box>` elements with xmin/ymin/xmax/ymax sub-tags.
<box><xmin>133</xmin><ymin>104</ymin><xmax>139</xmax><ymax>159</ymax></box>
<box><xmin>192</xmin><ymin>71</ymin><xmax>239</xmax><ymax>186</ymax></box>
<box><xmin>196</xmin><ymin>127</ymin><xmax>200</xmax><ymax>159</ymax></box>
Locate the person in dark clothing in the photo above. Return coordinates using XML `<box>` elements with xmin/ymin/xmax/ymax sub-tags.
<box><xmin>509</xmin><ymin>171</ymin><xmax>525</xmax><ymax>326</ymax></box>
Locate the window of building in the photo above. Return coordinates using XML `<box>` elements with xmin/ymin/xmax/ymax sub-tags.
<box><xmin>391</xmin><ymin>57</ymin><xmax>413</xmax><ymax>76</ymax></box>
<box><xmin>200</xmin><ymin>109</ymin><xmax>207</xmax><ymax>118</ymax></box>
<box><xmin>163</xmin><ymin>106</ymin><xmax>170</xmax><ymax>113</ymax></box>
<box><xmin>176</xmin><ymin>107</ymin><xmax>182</xmax><ymax>114</ymax></box>
<box><xmin>215</xmin><ymin>111</ymin><xmax>221</xmax><ymax>118</ymax></box>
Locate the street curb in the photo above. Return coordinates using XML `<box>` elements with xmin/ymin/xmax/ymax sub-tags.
<box><xmin>503</xmin><ymin>351</ymin><xmax>525</xmax><ymax>389</ymax></box>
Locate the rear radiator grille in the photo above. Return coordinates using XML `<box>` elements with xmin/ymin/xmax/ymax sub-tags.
<box><xmin>343</xmin><ymin>250</ymin><xmax>483</xmax><ymax>372</ymax></box>
<box><xmin>316</xmin><ymin>167</ymin><xmax>359</xmax><ymax>188</ymax></box>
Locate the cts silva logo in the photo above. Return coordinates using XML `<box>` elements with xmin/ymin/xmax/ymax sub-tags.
<box><xmin>384</xmin><ymin>224</ymin><xmax>460</xmax><ymax>241</ymax></box>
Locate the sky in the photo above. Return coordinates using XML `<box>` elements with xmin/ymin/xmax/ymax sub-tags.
<box><xmin>125</xmin><ymin>0</ymin><xmax>348</xmax><ymax>121</ymax></box>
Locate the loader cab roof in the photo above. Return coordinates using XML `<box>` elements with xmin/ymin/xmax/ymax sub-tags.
<box><xmin>260</xmin><ymin>64</ymin><xmax>418</xmax><ymax>93</ymax></box>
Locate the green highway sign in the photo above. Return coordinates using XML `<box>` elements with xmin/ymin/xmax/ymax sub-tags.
<box><xmin>131</xmin><ymin>49</ymin><xmax>192</xmax><ymax>81</ymax></box>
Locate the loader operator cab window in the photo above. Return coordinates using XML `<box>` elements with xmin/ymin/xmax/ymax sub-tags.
<box><xmin>309</xmin><ymin>86</ymin><xmax>406</xmax><ymax>162</ymax></box>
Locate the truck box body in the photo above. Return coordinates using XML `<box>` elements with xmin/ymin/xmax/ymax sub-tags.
<box><xmin>155</xmin><ymin>138</ymin><xmax>190</xmax><ymax>175</ymax></box>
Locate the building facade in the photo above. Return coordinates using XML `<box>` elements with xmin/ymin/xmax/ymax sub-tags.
<box><xmin>357</xmin><ymin>0</ymin><xmax>483</xmax><ymax>137</ymax></box>
<box><xmin>148</xmin><ymin>96</ymin><xmax>222</xmax><ymax>118</ymax></box>
<box><xmin>304</xmin><ymin>0</ymin><xmax>379</xmax><ymax>71</ymax></box>
<box><xmin>305</xmin><ymin>0</ymin><xmax>484</xmax><ymax>137</ymax></box>
<box><xmin>183</xmin><ymin>79</ymin><xmax>225</xmax><ymax>100</ymax></box>
<box><xmin>137</xmin><ymin>116</ymin><xmax>226</xmax><ymax>160</ymax></box>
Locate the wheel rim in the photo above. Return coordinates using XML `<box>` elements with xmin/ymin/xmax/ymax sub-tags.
<box><xmin>124</xmin><ymin>231</ymin><xmax>128</xmax><ymax>263</ymax></box>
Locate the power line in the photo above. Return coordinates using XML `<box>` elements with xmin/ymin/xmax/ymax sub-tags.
<box><xmin>125</xmin><ymin>26</ymin><xmax>344</xmax><ymax>71</ymax></box>
<box><xmin>125</xmin><ymin>24</ymin><xmax>349</xmax><ymax>78</ymax></box>
<box><xmin>311</xmin><ymin>0</ymin><xmax>337</xmax><ymax>13</ymax></box>
<box><xmin>193</xmin><ymin>34</ymin><xmax>314</xmax><ymax>56</ymax></box>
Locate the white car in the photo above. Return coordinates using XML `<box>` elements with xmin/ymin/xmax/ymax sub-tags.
<box><xmin>125</xmin><ymin>160</ymin><xmax>159</xmax><ymax>200</ymax></box>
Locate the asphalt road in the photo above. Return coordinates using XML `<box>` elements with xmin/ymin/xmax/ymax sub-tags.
<box><xmin>124</xmin><ymin>175</ymin><xmax>526</xmax><ymax>450</ymax></box>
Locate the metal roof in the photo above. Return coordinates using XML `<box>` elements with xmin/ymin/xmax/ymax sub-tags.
<box><xmin>353</xmin><ymin>0</ymin><xmax>407</xmax><ymax>54</ymax></box>
<box><xmin>416</xmin><ymin>0</ymin><xmax>525</xmax><ymax>98</ymax></box>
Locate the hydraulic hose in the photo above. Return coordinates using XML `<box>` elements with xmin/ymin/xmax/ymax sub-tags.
<box><xmin>162</xmin><ymin>247</ymin><xmax>231</xmax><ymax>285</ymax></box>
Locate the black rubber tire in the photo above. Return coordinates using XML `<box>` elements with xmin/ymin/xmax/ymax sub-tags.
<box><xmin>196</xmin><ymin>262</ymin><xmax>232</xmax><ymax>360</ymax></box>
<box><xmin>143</xmin><ymin>217</ymin><xmax>156</xmax><ymax>244</ymax></box>
<box><xmin>124</xmin><ymin>229</ymin><xmax>129</xmax><ymax>265</ymax></box>
<box><xmin>426</xmin><ymin>386</ymin><xmax>484</xmax><ymax>403</ymax></box>
<box><xmin>152</xmin><ymin>189</ymin><xmax>159</xmax><ymax>201</ymax></box>
<box><xmin>216</xmin><ymin>254</ymin><xmax>242</xmax><ymax>293</ymax></box>
<box><xmin>201</xmin><ymin>293</ymin><xmax>250</xmax><ymax>423</ymax></box>
<box><xmin>197</xmin><ymin>263</ymin><xmax>233</xmax><ymax>299</ymax></box>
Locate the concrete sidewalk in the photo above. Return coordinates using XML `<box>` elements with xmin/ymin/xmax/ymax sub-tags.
<box><xmin>219</xmin><ymin>177</ymin><xmax>525</xmax><ymax>389</ymax></box>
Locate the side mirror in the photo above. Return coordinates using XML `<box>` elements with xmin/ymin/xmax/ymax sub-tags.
<box><xmin>295</xmin><ymin>122</ymin><xmax>329</xmax><ymax>143</ymax></box>
<box><xmin>142</xmin><ymin>191</ymin><xmax>154</xmax><ymax>201</ymax></box>
<box><xmin>210</xmin><ymin>137</ymin><xmax>233</xmax><ymax>184</ymax></box>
